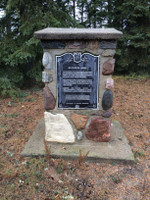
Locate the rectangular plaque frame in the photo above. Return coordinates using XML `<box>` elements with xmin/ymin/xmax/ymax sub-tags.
<box><xmin>56</xmin><ymin>52</ymin><xmax>99</xmax><ymax>109</ymax></box>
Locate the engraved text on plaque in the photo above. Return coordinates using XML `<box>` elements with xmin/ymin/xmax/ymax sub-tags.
<box><xmin>57</xmin><ymin>53</ymin><xmax>99</xmax><ymax>109</ymax></box>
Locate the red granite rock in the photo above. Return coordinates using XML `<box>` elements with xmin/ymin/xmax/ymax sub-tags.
<box><xmin>102</xmin><ymin>59</ymin><xmax>115</xmax><ymax>75</ymax></box>
<box><xmin>71</xmin><ymin>113</ymin><xmax>89</xmax><ymax>130</ymax></box>
<box><xmin>85</xmin><ymin>118</ymin><xmax>111</xmax><ymax>142</ymax></box>
<box><xmin>43</xmin><ymin>86</ymin><xmax>56</xmax><ymax>110</ymax></box>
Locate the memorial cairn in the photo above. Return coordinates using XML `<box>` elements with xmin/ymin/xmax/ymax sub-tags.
<box><xmin>34</xmin><ymin>28</ymin><xmax>123</xmax><ymax>144</ymax></box>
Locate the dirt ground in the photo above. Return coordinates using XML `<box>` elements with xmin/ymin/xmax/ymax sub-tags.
<box><xmin>0</xmin><ymin>76</ymin><xmax>150</xmax><ymax>200</ymax></box>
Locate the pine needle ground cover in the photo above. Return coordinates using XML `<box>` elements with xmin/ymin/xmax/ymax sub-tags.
<box><xmin>0</xmin><ymin>76</ymin><xmax>149</xmax><ymax>200</ymax></box>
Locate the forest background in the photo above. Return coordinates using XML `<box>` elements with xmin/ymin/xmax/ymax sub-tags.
<box><xmin>0</xmin><ymin>0</ymin><xmax>150</xmax><ymax>97</ymax></box>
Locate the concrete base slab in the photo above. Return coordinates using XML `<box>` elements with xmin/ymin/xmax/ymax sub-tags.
<box><xmin>21</xmin><ymin>119</ymin><xmax>134</xmax><ymax>163</ymax></box>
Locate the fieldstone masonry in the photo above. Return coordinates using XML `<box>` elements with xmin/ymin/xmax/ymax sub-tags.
<box><xmin>102</xmin><ymin>58</ymin><xmax>115</xmax><ymax>75</ymax></box>
<box><xmin>71</xmin><ymin>113</ymin><xmax>89</xmax><ymax>130</ymax></box>
<box><xmin>85</xmin><ymin>118</ymin><xmax>111</xmax><ymax>142</ymax></box>
<box><xmin>34</xmin><ymin>28</ymin><xmax>123</xmax><ymax>143</ymax></box>
<box><xmin>43</xmin><ymin>86</ymin><xmax>56</xmax><ymax>110</ymax></box>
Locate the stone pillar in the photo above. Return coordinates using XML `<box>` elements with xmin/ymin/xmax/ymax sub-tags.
<box><xmin>34</xmin><ymin>28</ymin><xmax>122</xmax><ymax>143</ymax></box>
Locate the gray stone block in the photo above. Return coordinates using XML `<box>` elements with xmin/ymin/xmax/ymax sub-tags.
<box><xmin>99</xmin><ymin>40</ymin><xmax>117</xmax><ymax>49</ymax></box>
<box><xmin>41</xmin><ymin>40</ymin><xmax>65</xmax><ymax>49</ymax></box>
<box><xmin>102</xmin><ymin>90</ymin><xmax>113</xmax><ymax>111</ymax></box>
<box><xmin>42</xmin><ymin>71</ymin><xmax>52</xmax><ymax>83</ymax></box>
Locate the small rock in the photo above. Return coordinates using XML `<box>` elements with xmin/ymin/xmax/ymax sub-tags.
<box><xmin>87</xmin><ymin>41</ymin><xmax>99</xmax><ymax>50</ymax></box>
<box><xmin>71</xmin><ymin>113</ymin><xmax>89</xmax><ymax>130</ymax></box>
<box><xmin>99</xmin><ymin>40</ymin><xmax>117</xmax><ymax>49</ymax></box>
<box><xmin>64</xmin><ymin>195</ymin><xmax>74</xmax><ymax>200</ymax></box>
<box><xmin>19</xmin><ymin>180</ymin><xmax>24</xmax><ymax>184</ymax></box>
<box><xmin>67</xmin><ymin>41</ymin><xmax>86</xmax><ymax>49</ymax></box>
<box><xmin>58</xmin><ymin>180</ymin><xmax>63</xmax><ymax>183</ymax></box>
<box><xmin>21</xmin><ymin>161</ymin><xmax>27</xmax><ymax>165</ymax></box>
<box><xmin>41</xmin><ymin>40</ymin><xmax>65</xmax><ymax>49</ymax></box>
<box><xmin>42</xmin><ymin>71</ymin><xmax>52</xmax><ymax>83</ymax></box>
<box><xmin>102</xmin><ymin>49</ymin><xmax>116</xmax><ymax>57</ymax></box>
<box><xmin>77</xmin><ymin>131</ymin><xmax>83</xmax><ymax>140</ymax></box>
<box><xmin>85</xmin><ymin>118</ymin><xmax>111</xmax><ymax>142</ymax></box>
<box><xmin>42</xmin><ymin>52</ymin><xmax>53</xmax><ymax>69</ymax></box>
<box><xmin>102</xmin><ymin>90</ymin><xmax>113</xmax><ymax>111</ymax></box>
<box><xmin>102</xmin><ymin>59</ymin><xmax>115</xmax><ymax>75</ymax></box>
<box><xmin>106</xmin><ymin>78</ymin><xmax>114</xmax><ymax>90</ymax></box>
<box><xmin>102</xmin><ymin>110</ymin><xmax>112</xmax><ymax>118</ymax></box>
<box><xmin>43</xmin><ymin>86</ymin><xmax>56</xmax><ymax>110</ymax></box>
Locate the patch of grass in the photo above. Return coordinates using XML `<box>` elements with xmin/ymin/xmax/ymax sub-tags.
<box><xmin>111</xmin><ymin>173</ymin><xmax>125</xmax><ymax>184</ymax></box>
<box><xmin>135</xmin><ymin>158</ymin><xmax>140</xmax><ymax>164</ymax></box>
<box><xmin>133</xmin><ymin>150</ymin><xmax>146</xmax><ymax>158</ymax></box>
<box><xmin>0</xmin><ymin>125</ymin><xmax>6</xmax><ymax>135</ymax></box>
<box><xmin>0</xmin><ymin>124</ymin><xmax>5</xmax><ymax>128</ymax></box>
<box><xmin>31</xmin><ymin>87</ymin><xmax>42</xmax><ymax>92</ymax></box>
<box><xmin>19</xmin><ymin>97</ymin><xmax>37</xmax><ymax>103</ymax></box>
<box><xmin>18</xmin><ymin>98</ymin><xmax>28</xmax><ymax>102</ymax></box>
<box><xmin>7</xmin><ymin>113</ymin><xmax>20</xmax><ymax>118</ymax></box>
<box><xmin>111</xmin><ymin>161</ymin><xmax>117</xmax><ymax>166</ymax></box>
<box><xmin>26</xmin><ymin>98</ymin><xmax>37</xmax><ymax>102</ymax></box>
<box><xmin>113</xmin><ymin>74</ymin><xmax>150</xmax><ymax>81</ymax></box>
<box><xmin>127</xmin><ymin>73</ymin><xmax>150</xmax><ymax>80</ymax></box>
<box><xmin>1</xmin><ymin>168</ymin><xmax>18</xmax><ymax>181</ymax></box>
<box><xmin>0</xmin><ymin>158</ymin><xmax>4</xmax><ymax>170</ymax></box>
<box><xmin>18</xmin><ymin>158</ymin><xmax>46</xmax><ymax>188</ymax></box>
<box><xmin>6</xmin><ymin>151</ymin><xmax>15</xmax><ymax>158</ymax></box>
<box><xmin>55</xmin><ymin>158</ymin><xmax>66</xmax><ymax>174</ymax></box>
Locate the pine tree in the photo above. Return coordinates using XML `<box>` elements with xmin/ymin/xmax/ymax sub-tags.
<box><xmin>107</xmin><ymin>0</ymin><xmax>150</xmax><ymax>74</ymax></box>
<box><xmin>0</xmin><ymin>0</ymin><xmax>75</xmax><ymax>96</ymax></box>
<box><xmin>76</xmin><ymin>0</ymin><xmax>87</xmax><ymax>25</ymax></box>
<box><xmin>77</xmin><ymin>0</ymin><xmax>106</xmax><ymax>28</ymax></box>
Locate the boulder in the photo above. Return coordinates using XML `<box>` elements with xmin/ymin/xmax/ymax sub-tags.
<box><xmin>85</xmin><ymin>118</ymin><xmax>111</xmax><ymax>142</ymax></box>
<box><xmin>102</xmin><ymin>59</ymin><xmax>115</xmax><ymax>75</ymax></box>
<box><xmin>45</xmin><ymin>112</ymin><xmax>75</xmax><ymax>143</ymax></box>
<box><xmin>43</xmin><ymin>86</ymin><xmax>56</xmax><ymax>110</ymax></box>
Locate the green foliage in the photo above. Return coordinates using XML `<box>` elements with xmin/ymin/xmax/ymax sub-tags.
<box><xmin>0</xmin><ymin>0</ymin><xmax>76</xmax><ymax>97</ymax></box>
<box><xmin>77</xmin><ymin>0</ymin><xmax>150</xmax><ymax>74</ymax></box>
<box><xmin>133</xmin><ymin>150</ymin><xmax>146</xmax><ymax>158</ymax></box>
<box><xmin>7</xmin><ymin>113</ymin><xmax>20</xmax><ymax>118</ymax></box>
<box><xmin>107</xmin><ymin>0</ymin><xmax>150</xmax><ymax>74</ymax></box>
<box><xmin>77</xmin><ymin>0</ymin><xmax>106</xmax><ymax>27</ymax></box>
<box><xmin>112</xmin><ymin>173</ymin><xmax>125</xmax><ymax>184</ymax></box>
<box><xmin>0</xmin><ymin>77</ymin><xmax>23</xmax><ymax>98</ymax></box>
<box><xmin>0</xmin><ymin>0</ymin><xmax>150</xmax><ymax>94</ymax></box>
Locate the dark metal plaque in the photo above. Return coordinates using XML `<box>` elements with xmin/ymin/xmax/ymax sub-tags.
<box><xmin>57</xmin><ymin>53</ymin><xmax>99</xmax><ymax>109</ymax></box>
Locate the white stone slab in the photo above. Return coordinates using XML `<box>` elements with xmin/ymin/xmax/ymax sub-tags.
<box><xmin>44</xmin><ymin>112</ymin><xmax>75</xmax><ymax>143</ymax></box>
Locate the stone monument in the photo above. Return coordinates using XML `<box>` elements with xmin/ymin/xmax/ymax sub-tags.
<box><xmin>35</xmin><ymin>28</ymin><xmax>122</xmax><ymax>143</ymax></box>
<box><xmin>22</xmin><ymin>28</ymin><xmax>134</xmax><ymax>162</ymax></box>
